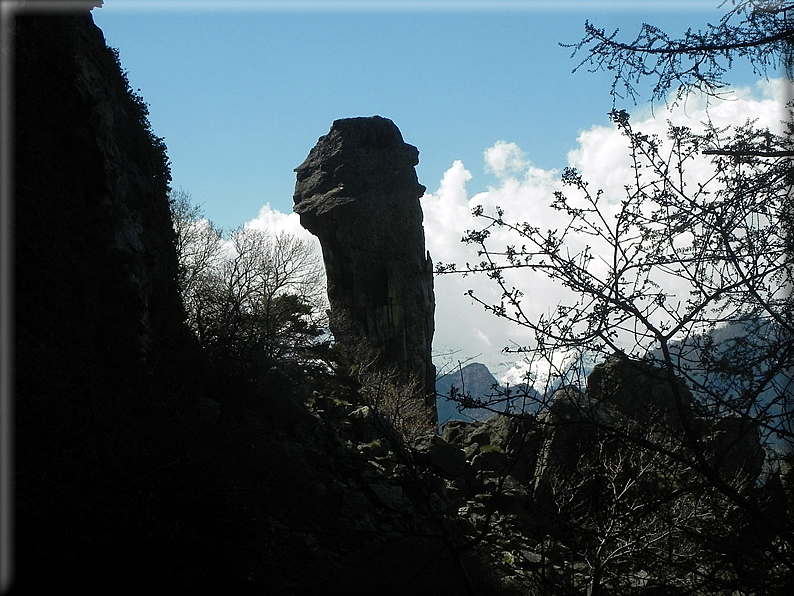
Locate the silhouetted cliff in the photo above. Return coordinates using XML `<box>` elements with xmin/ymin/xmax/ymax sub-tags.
<box><xmin>13</xmin><ymin>9</ymin><xmax>195</xmax><ymax>591</ymax></box>
<box><xmin>14</xmin><ymin>9</ymin><xmax>187</xmax><ymax>415</ymax></box>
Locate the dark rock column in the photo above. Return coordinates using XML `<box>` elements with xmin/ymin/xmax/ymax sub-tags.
<box><xmin>293</xmin><ymin>116</ymin><xmax>436</xmax><ymax>416</ymax></box>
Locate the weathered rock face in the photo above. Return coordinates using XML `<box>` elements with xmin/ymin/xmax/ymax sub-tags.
<box><xmin>443</xmin><ymin>414</ymin><xmax>541</xmax><ymax>486</ymax></box>
<box><xmin>13</xmin><ymin>12</ymin><xmax>193</xmax><ymax>590</ymax></box>
<box><xmin>293</xmin><ymin>116</ymin><xmax>436</xmax><ymax>413</ymax></box>
<box><xmin>14</xmin><ymin>11</ymin><xmax>186</xmax><ymax>413</ymax></box>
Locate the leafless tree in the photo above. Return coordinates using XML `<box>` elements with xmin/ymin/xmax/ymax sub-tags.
<box><xmin>436</xmin><ymin>29</ymin><xmax>793</xmax><ymax>590</ymax></box>
<box><xmin>438</xmin><ymin>110</ymin><xmax>792</xmax><ymax>437</ymax></box>
<box><xmin>169</xmin><ymin>188</ymin><xmax>226</xmax><ymax>300</ymax></box>
<box><xmin>169</xmin><ymin>189</ymin><xmax>328</xmax><ymax>365</ymax></box>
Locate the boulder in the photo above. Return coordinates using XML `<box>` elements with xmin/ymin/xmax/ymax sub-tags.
<box><xmin>293</xmin><ymin>116</ymin><xmax>436</xmax><ymax>416</ymax></box>
<box><xmin>441</xmin><ymin>419</ymin><xmax>475</xmax><ymax>447</ymax></box>
<box><xmin>443</xmin><ymin>413</ymin><xmax>537</xmax><ymax>451</ymax></box>
<box><xmin>586</xmin><ymin>354</ymin><xmax>693</xmax><ymax>426</ymax></box>
<box><xmin>442</xmin><ymin>415</ymin><xmax>541</xmax><ymax>484</ymax></box>
<box><xmin>471</xmin><ymin>449</ymin><xmax>508</xmax><ymax>473</ymax></box>
<box><xmin>533</xmin><ymin>388</ymin><xmax>605</xmax><ymax>495</ymax></box>
<box><xmin>411</xmin><ymin>434</ymin><xmax>467</xmax><ymax>478</ymax></box>
<box><xmin>480</xmin><ymin>413</ymin><xmax>538</xmax><ymax>453</ymax></box>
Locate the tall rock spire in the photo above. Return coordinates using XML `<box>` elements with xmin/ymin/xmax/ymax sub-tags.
<box><xmin>294</xmin><ymin>116</ymin><xmax>436</xmax><ymax>417</ymax></box>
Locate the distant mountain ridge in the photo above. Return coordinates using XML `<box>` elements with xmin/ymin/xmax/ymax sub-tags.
<box><xmin>437</xmin><ymin>318</ymin><xmax>790</xmax><ymax>430</ymax></box>
<box><xmin>436</xmin><ymin>362</ymin><xmax>542</xmax><ymax>424</ymax></box>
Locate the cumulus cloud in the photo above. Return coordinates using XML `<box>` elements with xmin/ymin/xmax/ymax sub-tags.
<box><xmin>483</xmin><ymin>141</ymin><xmax>529</xmax><ymax>178</ymax></box>
<box><xmin>422</xmin><ymin>78</ymin><xmax>789</xmax><ymax>383</ymax></box>
<box><xmin>421</xmin><ymin>160</ymin><xmax>474</xmax><ymax>264</ymax></box>
<box><xmin>244</xmin><ymin>203</ymin><xmax>320</xmax><ymax>247</ymax></box>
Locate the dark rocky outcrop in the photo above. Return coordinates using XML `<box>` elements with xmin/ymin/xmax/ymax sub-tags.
<box><xmin>293</xmin><ymin>116</ymin><xmax>436</xmax><ymax>415</ymax></box>
<box><xmin>438</xmin><ymin>357</ymin><xmax>777</xmax><ymax>593</ymax></box>
<box><xmin>531</xmin><ymin>356</ymin><xmax>767</xmax><ymax>500</ymax></box>
<box><xmin>586</xmin><ymin>353</ymin><xmax>693</xmax><ymax>424</ymax></box>
<box><xmin>14</xmin><ymin>10</ymin><xmax>188</xmax><ymax>421</ymax></box>
<box><xmin>702</xmin><ymin>414</ymin><xmax>765</xmax><ymax>488</ymax></box>
<box><xmin>411</xmin><ymin>433</ymin><xmax>468</xmax><ymax>478</ymax></box>
<box><xmin>12</xmin><ymin>9</ymin><xmax>195</xmax><ymax>592</ymax></box>
<box><xmin>443</xmin><ymin>413</ymin><xmax>541</xmax><ymax>498</ymax></box>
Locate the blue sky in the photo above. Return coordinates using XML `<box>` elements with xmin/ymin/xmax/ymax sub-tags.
<box><xmin>92</xmin><ymin>1</ymin><xmax>761</xmax><ymax>230</ymax></box>
<box><xmin>90</xmin><ymin>1</ymin><xmax>785</xmax><ymax>378</ymax></box>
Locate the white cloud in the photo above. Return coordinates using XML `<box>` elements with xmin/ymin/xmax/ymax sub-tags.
<box><xmin>474</xmin><ymin>327</ymin><xmax>493</xmax><ymax>348</ymax></box>
<box><xmin>423</xmin><ymin>78</ymin><xmax>789</xmax><ymax>382</ymax></box>
<box><xmin>483</xmin><ymin>141</ymin><xmax>529</xmax><ymax>178</ymax></box>
<box><xmin>421</xmin><ymin>160</ymin><xmax>474</xmax><ymax>264</ymax></box>
<box><xmin>244</xmin><ymin>202</ymin><xmax>320</xmax><ymax>248</ymax></box>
